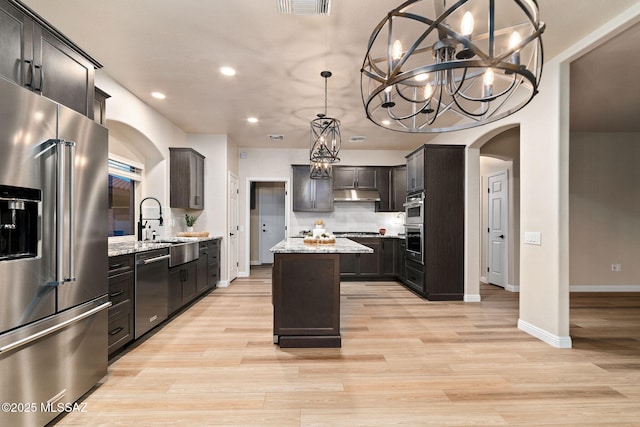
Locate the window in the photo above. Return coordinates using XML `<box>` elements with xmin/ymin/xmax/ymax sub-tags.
<box><xmin>108</xmin><ymin>156</ymin><xmax>143</xmax><ymax>237</ymax></box>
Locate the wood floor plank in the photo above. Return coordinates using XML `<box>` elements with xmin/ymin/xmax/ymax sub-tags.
<box><xmin>52</xmin><ymin>267</ymin><xmax>640</xmax><ymax>426</ymax></box>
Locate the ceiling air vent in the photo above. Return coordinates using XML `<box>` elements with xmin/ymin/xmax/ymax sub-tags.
<box><xmin>268</xmin><ymin>134</ymin><xmax>285</xmax><ymax>142</ymax></box>
<box><xmin>277</xmin><ymin>0</ymin><xmax>331</xmax><ymax>16</ymax></box>
<box><xmin>349</xmin><ymin>136</ymin><xmax>366</xmax><ymax>143</ymax></box>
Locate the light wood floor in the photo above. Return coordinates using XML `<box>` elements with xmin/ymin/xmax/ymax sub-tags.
<box><xmin>54</xmin><ymin>266</ymin><xmax>640</xmax><ymax>426</ymax></box>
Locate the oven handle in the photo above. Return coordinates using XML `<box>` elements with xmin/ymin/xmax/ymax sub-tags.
<box><xmin>403</xmin><ymin>200</ymin><xmax>423</xmax><ymax>208</ymax></box>
<box><xmin>403</xmin><ymin>223</ymin><xmax>423</xmax><ymax>228</ymax></box>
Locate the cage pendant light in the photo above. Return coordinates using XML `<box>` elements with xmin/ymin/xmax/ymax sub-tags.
<box><xmin>361</xmin><ymin>0</ymin><xmax>545</xmax><ymax>133</ymax></box>
<box><xmin>310</xmin><ymin>71</ymin><xmax>341</xmax><ymax>179</ymax></box>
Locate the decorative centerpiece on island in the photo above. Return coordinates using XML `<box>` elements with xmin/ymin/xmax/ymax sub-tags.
<box><xmin>304</xmin><ymin>220</ymin><xmax>335</xmax><ymax>243</ymax></box>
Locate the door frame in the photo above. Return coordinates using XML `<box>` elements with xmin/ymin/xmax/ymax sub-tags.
<box><xmin>243</xmin><ymin>177</ymin><xmax>290</xmax><ymax>275</ymax></box>
<box><xmin>228</xmin><ymin>172</ymin><xmax>239</xmax><ymax>283</ymax></box>
<box><xmin>486</xmin><ymin>169</ymin><xmax>509</xmax><ymax>289</ymax></box>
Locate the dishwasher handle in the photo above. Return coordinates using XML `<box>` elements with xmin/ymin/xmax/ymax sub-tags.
<box><xmin>136</xmin><ymin>254</ymin><xmax>170</xmax><ymax>266</ymax></box>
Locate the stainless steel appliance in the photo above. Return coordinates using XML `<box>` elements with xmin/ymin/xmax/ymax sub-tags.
<box><xmin>404</xmin><ymin>193</ymin><xmax>424</xmax><ymax>264</ymax></box>
<box><xmin>135</xmin><ymin>248</ymin><xmax>170</xmax><ymax>338</ymax></box>
<box><xmin>0</xmin><ymin>77</ymin><xmax>109</xmax><ymax>427</ymax></box>
<box><xmin>405</xmin><ymin>224</ymin><xmax>424</xmax><ymax>264</ymax></box>
<box><xmin>404</xmin><ymin>192</ymin><xmax>424</xmax><ymax>224</ymax></box>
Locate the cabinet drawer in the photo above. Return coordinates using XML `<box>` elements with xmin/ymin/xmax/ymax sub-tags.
<box><xmin>108</xmin><ymin>272</ymin><xmax>133</xmax><ymax>306</ymax></box>
<box><xmin>404</xmin><ymin>262</ymin><xmax>424</xmax><ymax>294</ymax></box>
<box><xmin>108</xmin><ymin>300</ymin><xmax>132</xmax><ymax>352</ymax></box>
<box><xmin>108</xmin><ymin>255</ymin><xmax>134</xmax><ymax>276</ymax></box>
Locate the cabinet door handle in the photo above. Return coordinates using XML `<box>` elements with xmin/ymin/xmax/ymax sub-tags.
<box><xmin>109</xmin><ymin>326</ymin><xmax>124</xmax><ymax>336</ymax></box>
<box><xmin>24</xmin><ymin>60</ymin><xmax>35</xmax><ymax>88</ymax></box>
<box><xmin>109</xmin><ymin>290</ymin><xmax>124</xmax><ymax>298</ymax></box>
<box><xmin>34</xmin><ymin>64</ymin><xmax>44</xmax><ymax>92</ymax></box>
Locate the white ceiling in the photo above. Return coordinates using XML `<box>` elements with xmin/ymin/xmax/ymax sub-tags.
<box><xmin>22</xmin><ymin>0</ymin><xmax>640</xmax><ymax>149</ymax></box>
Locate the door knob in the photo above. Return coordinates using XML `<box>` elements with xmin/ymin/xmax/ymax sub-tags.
<box><xmin>499</xmin><ymin>234</ymin><xmax>504</xmax><ymax>239</ymax></box>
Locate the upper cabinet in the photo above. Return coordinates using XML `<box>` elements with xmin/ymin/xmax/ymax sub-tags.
<box><xmin>169</xmin><ymin>148</ymin><xmax>205</xmax><ymax>210</ymax></box>
<box><xmin>292</xmin><ymin>165</ymin><xmax>333</xmax><ymax>212</ymax></box>
<box><xmin>375</xmin><ymin>166</ymin><xmax>406</xmax><ymax>213</ymax></box>
<box><xmin>406</xmin><ymin>148</ymin><xmax>425</xmax><ymax>194</ymax></box>
<box><xmin>0</xmin><ymin>0</ymin><xmax>101</xmax><ymax>118</ymax></box>
<box><xmin>333</xmin><ymin>166</ymin><xmax>377</xmax><ymax>190</ymax></box>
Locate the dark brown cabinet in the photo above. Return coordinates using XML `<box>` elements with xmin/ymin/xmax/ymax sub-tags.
<box><xmin>0</xmin><ymin>0</ymin><xmax>99</xmax><ymax>118</ymax></box>
<box><xmin>208</xmin><ymin>238</ymin><xmax>221</xmax><ymax>287</ymax></box>
<box><xmin>406</xmin><ymin>148</ymin><xmax>425</xmax><ymax>194</ymax></box>
<box><xmin>375</xmin><ymin>165</ymin><xmax>406</xmax><ymax>212</ymax></box>
<box><xmin>197</xmin><ymin>241</ymin><xmax>209</xmax><ymax>294</ymax></box>
<box><xmin>170</xmin><ymin>148</ymin><xmax>205</xmax><ymax>210</ymax></box>
<box><xmin>333</xmin><ymin>166</ymin><xmax>377</xmax><ymax>190</ymax></box>
<box><xmin>168</xmin><ymin>261</ymin><xmax>197</xmax><ymax>315</ymax></box>
<box><xmin>401</xmin><ymin>145</ymin><xmax>465</xmax><ymax>300</ymax></box>
<box><xmin>107</xmin><ymin>254</ymin><xmax>134</xmax><ymax>356</ymax></box>
<box><xmin>395</xmin><ymin>238</ymin><xmax>406</xmax><ymax>282</ymax></box>
<box><xmin>93</xmin><ymin>87</ymin><xmax>110</xmax><ymax>125</ymax></box>
<box><xmin>292</xmin><ymin>165</ymin><xmax>333</xmax><ymax>212</ymax></box>
<box><xmin>340</xmin><ymin>237</ymin><xmax>396</xmax><ymax>280</ymax></box>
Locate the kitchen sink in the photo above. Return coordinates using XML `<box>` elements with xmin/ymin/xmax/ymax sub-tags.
<box><xmin>153</xmin><ymin>240</ymin><xmax>199</xmax><ymax>267</ymax></box>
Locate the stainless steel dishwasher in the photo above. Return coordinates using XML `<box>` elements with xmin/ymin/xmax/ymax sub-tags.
<box><xmin>134</xmin><ymin>248</ymin><xmax>170</xmax><ymax>338</ymax></box>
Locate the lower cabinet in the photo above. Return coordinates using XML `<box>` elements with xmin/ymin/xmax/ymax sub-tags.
<box><xmin>340</xmin><ymin>237</ymin><xmax>396</xmax><ymax>280</ymax></box>
<box><xmin>197</xmin><ymin>241</ymin><xmax>209</xmax><ymax>294</ymax></box>
<box><xmin>107</xmin><ymin>254</ymin><xmax>134</xmax><ymax>356</ymax></box>
<box><xmin>168</xmin><ymin>261</ymin><xmax>197</xmax><ymax>315</ymax></box>
<box><xmin>208</xmin><ymin>238</ymin><xmax>221</xmax><ymax>287</ymax></box>
<box><xmin>395</xmin><ymin>238</ymin><xmax>406</xmax><ymax>282</ymax></box>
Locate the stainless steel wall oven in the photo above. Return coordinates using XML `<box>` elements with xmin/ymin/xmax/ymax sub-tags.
<box><xmin>404</xmin><ymin>192</ymin><xmax>424</xmax><ymax>224</ymax></box>
<box><xmin>405</xmin><ymin>224</ymin><xmax>424</xmax><ymax>264</ymax></box>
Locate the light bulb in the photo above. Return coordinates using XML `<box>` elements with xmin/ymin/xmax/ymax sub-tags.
<box><xmin>415</xmin><ymin>73</ymin><xmax>429</xmax><ymax>82</ymax></box>
<box><xmin>384</xmin><ymin>86</ymin><xmax>392</xmax><ymax>93</ymax></box>
<box><xmin>461</xmin><ymin>11</ymin><xmax>474</xmax><ymax>37</ymax></box>
<box><xmin>424</xmin><ymin>83</ymin><xmax>433</xmax><ymax>99</ymax></box>
<box><xmin>392</xmin><ymin>40</ymin><xmax>403</xmax><ymax>60</ymax></box>
<box><xmin>509</xmin><ymin>32</ymin><xmax>522</xmax><ymax>65</ymax></box>
<box><xmin>509</xmin><ymin>31</ymin><xmax>522</xmax><ymax>50</ymax></box>
<box><xmin>483</xmin><ymin>68</ymin><xmax>494</xmax><ymax>86</ymax></box>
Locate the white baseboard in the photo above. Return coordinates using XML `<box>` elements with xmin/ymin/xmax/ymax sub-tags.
<box><xmin>480</xmin><ymin>275</ymin><xmax>487</xmax><ymax>283</ymax></box>
<box><xmin>250</xmin><ymin>260</ymin><xmax>261</xmax><ymax>266</ymax></box>
<box><xmin>518</xmin><ymin>319</ymin><xmax>572</xmax><ymax>348</ymax></box>
<box><xmin>505</xmin><ymin>283</ymin><xmax>520</xmax><ymax>292</ymax></box>
<box><xmin>238</xmin><ymin>271</ymin><xmax>250</xmax><ymax>278</ymax></box>
<box><xmin>464</xmin><ymin>294</ymin><xmax>481</xmax><ymax>302</ymax></box>
<box><xmin>217</xmin><ymin>280</ymin><xmax>229</xmax><ymax>288</ymax></box>
<box><xmin>570</xmin><ymin>284</ymin><xmax>640</xmax><ymax>292</ymax></box>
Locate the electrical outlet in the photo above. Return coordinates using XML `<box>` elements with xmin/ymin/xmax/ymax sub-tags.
<box><xmin>611</xmin><ymin>263</ymin><xmax>622</xmax><ymax>272</ymax></box>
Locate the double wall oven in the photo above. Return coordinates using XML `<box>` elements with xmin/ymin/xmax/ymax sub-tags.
<box><xmin>403</xmin><ymin>192</ymin><xmax>424</xmax><ymax>264</ymax></box>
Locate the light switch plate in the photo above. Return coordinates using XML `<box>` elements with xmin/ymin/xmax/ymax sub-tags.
<box><xmin>524</xmin><ymin>231</ymin><xmax>542</xmax><ymax>245</ymax></box>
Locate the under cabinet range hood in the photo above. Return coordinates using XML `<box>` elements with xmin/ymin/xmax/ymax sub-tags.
<box><xmin>333</xmin><ymin>189</ymin><xmax>381</xmax><ymax>202</ymax></box>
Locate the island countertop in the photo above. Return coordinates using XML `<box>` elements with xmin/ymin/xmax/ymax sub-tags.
<box><xmin>270</xmin><ymin>237</ymin><xmax>374</xmax><ymax>254</ymax></box>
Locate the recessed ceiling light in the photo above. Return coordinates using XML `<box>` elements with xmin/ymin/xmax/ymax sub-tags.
<box><xmin>220</xmin><ymin>66</ymin><xmax>236</xmax><ymax>77</ymax></box>
<box><xmin>247</xmin><ymin>117</ymin><xmax>258</xmax><ymax>124</ymax></box>
<box><xmin>151</xmin><ymin>92</ymin><xmax>166</xmax><ymax>100</ymax></box>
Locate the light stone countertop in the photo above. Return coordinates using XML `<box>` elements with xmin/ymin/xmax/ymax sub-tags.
<box><xmin>108</xmin><ymin>236</ymin><xmax>223</xmax><ymax>257</ymax></box>
<box><xmin>270</xmin><ymin>238</ymin><xmax>374</xmax><ymax>254</ymax></box>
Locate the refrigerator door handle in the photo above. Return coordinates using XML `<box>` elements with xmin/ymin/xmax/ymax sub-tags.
<box><xmin>56</xmin><ymin>139</ymin><xmax>77</xmax><ymax>285</ymax></box>
<box><xmin>67</xmin><ymin>140</ymin><xmax>76</xmax><ymax>282</ymax></box>
<box><xmin>0</xmin><ymin>301</ymin><xmax>112</xmax><ymax>355</ymax></box>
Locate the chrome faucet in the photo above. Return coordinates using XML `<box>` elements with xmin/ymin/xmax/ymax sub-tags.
<box><xmin>138</xmin><ymin>197</ymin><xmax>163</xmax><ymax>240</ymax></box>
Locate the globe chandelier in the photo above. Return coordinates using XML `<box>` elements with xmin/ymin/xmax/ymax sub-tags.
<box><xmin>361</xmin><ymin>0</ymin><xmax>545</xmax><ymax>133</ymax></box>
<box><xmin>310</xmin><ymin>71</ymin><xmax>341</xmax><ymax>179</ymax></box>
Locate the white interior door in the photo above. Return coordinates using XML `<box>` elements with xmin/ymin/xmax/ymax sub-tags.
<box><xmin>487</xmin><ymin>170</ymin><xmax>508</xmax><ymax>287</ymax></box>
<box><xmin>259</xmin><ymin>184</ymin><xmax>286</xmax><ymax>264</ymax></box>
<box><xmin>229</xmin><ymin>173</ymin><xmax>239</xmax><ymax>282</ymax></box>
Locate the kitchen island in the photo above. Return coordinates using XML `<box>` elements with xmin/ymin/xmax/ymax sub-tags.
<box><xmin>270</xmin><ymin>238</ymin><xmax>373</xmax><ymax>348</ymax></box>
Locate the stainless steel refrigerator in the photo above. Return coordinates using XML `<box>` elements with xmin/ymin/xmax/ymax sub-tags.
<box><xmin>0</xmin><ymin>77</ymin><xmax>110</xmax><ymax>427</ymax></box>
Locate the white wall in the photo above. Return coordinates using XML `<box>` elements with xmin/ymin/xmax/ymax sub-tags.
<box><xmin>570</xmin><ymin>132</ymin><xmax>640</xmax><ymax>290</ymax></box>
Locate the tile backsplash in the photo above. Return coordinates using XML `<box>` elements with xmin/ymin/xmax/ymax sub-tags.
<box><xmin>292</xmin><ymin>202</ymin><xmax>405</xmax><ymax>236</ymax></box>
